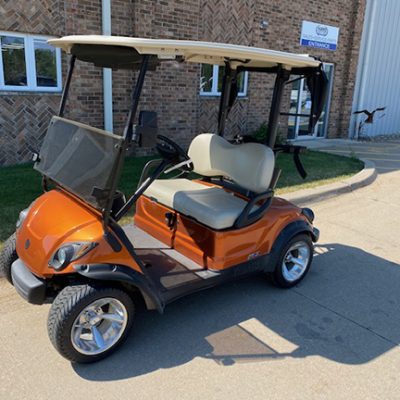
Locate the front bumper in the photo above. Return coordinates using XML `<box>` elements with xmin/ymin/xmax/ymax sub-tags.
<box><xmin>11</xmin><ymin>259</ymin><xmax>46</xmax><ymax>305</ymax></box>
<box><xmin>312</xmin><ymin>227</ymin><xmax>320</xmax><ymax>242</ymax></box>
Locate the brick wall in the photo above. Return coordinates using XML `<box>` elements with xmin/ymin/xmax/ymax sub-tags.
<box><xmin>0</xmin><ymin>0</ymin><xmax>366</xmax><ymax>165</ymax></box>
<box><xmin>0</xmin><ymin>1</ymin><xmax>64</xmax><ymax>164</ymax></box>
<box><xmin>130</xmin><ymin>0</ymin><xmax>366</xmax><ymax>143</ymax></box>
<box><xmin>195</xmin><ymin>0</ymin><xmax>367</xmax><ymax>139</ymax></box>
<box><xmin>131</xmin><ymin>0</ymin><xmax>201</xmax><ymax>149</ymax></box>
<box><xmin>0</xmin><ymin>0</ymin><xmax>105</xmax><ymax>165</ymax></box>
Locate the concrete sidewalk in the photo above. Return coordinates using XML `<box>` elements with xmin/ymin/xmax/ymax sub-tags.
<box><xmin>0</xmin><ymin>141</ymin><xmax>399</xmax><ymax>400</ymax></box>
<box><xmin>294</xmin><ymin>138</ymin><xmax>400</xmax><ymax>174</ymax></box>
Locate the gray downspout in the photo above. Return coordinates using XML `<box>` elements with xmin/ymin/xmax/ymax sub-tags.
<box><xmin>102</xmin><ymin>0</ymin><xmax>113</xmax><ymax>132</ymax></box>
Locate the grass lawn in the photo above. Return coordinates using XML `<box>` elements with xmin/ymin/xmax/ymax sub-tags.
<box><xmin>0</xmin><ymin>150</ymin><xmax>362</xmax><ymax>245</ymax></box>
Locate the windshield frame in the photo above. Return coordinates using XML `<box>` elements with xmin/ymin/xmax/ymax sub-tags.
<box><xmin>39</xmin><ymin>54</ymin><xmax>151</xmax><ymax>229</ymax></box>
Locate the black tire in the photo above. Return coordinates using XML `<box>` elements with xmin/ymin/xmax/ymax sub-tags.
<box><xmin>271</xmin><ymin>233</ymin><xmax>313</xmax><ymax>288</ymax></box>
<box><xmin>47</xmin><ymin>284</ymin><xmax>135</xmax><ymax>363</ymax></box>
<box><xmin>0</xmin><ymin>233</ymin><xmax>17</xmax><ymax>284</ymax></box>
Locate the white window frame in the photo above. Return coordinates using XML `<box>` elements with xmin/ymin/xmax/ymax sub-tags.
<box><xmin>200</xmin><ymin>64</ymin><xmax>248</xmax><ymax>97</ymax></box>
<box><xmin>0</xmin><ymin>31</ymin><xmax>62</xmax><ymax>92</ymax></box>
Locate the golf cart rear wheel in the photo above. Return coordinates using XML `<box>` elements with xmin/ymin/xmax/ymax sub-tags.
<box><xmin>48</xmin><ymin>284</ymin><xmax>135</xmax><ymax>363</ymax></box>
<box><xmin>271</xmin><ymin>233</ymin><xmax>313</xmax><ymax>288</ymax></box>
<box><xmin>0</xmin><ymin>232</ymin><xmax>17</xmax><ymax>284</ymax></box>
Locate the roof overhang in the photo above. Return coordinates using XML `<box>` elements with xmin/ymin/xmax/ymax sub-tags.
<box><xmin>48</xmin><ymin>35</ymin><xmax>321</xmax><ymax>70</ymax></box>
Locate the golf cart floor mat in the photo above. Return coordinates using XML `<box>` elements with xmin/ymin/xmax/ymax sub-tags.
<box><xmin>123</xmin><ymin>223</ymin><xmax>222</xmax><ymax>294</ymax></box>
<box><xmin>135</xmin><ymin>249</ymin><xmax>202</xmax><ymax>291</ymax></box>
<box><xmin>122</xmin><ymin>224</ymin><xmax>167</xmax><ymax>249</ymax></box>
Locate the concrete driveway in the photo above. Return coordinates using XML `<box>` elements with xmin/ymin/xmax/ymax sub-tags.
<box><xmin>1</xmin><ymin>143</ymin><xmax>399</xmax><ymax>400</ymax></box>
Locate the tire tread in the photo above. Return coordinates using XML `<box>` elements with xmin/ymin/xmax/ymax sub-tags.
<box><xmin>0</xmin><ymin>233</ymin><xmax>17</xmax><ymax>284</ymax></box>
<box><xmin>48</xmin><ymin>284</ymin><xmax>134</xmax><ymax>363</ymax></box>
<box><xmin>271</xmin><ymin>233</ymin><xmax>313</xmax><ymax>288</ymax></box>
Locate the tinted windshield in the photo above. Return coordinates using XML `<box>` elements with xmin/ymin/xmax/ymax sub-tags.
<box><xmin>34</xmin><ymin>117</ymin><xmax>123</xmax><ymax>209</ymax></box>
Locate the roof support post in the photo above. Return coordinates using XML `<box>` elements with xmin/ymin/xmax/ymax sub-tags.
<box><xmin>217</xmin><ymin>62</ymin><xmax>236</xmax><ymax>136</ymax></box>
<box><xmin>103</xmin><ymin>55</ymin><xmax>150</xmax><ymax>228</ymax></box>
<box><xmin>58</xmin><ymin>55</ymin><xmax>76</xmax><ymax>117</ymax></box>
<box><xmin>265</xmin><ymin>66</ymin><xmax>290</xmax><ymax>148</ymax></box>
<box><xmin>122</xmin><ymin>55</ymin><xmax>150</xmax><ymax>142</ymax></box>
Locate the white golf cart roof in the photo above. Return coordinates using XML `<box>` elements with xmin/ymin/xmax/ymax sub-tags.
<box><xmin>49</xmin><ymin>35</ymin><xmax>321</xmax><ymax>69</ymax></box>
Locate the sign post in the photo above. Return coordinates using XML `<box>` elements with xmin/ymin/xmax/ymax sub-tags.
<box><xmin>300</xmin><ymin>20</ymin><xmax>339</xmax><ymax>51</ymax></box>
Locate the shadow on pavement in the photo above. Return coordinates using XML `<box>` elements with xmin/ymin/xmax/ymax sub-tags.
<box><xmin>73</xmin><ymin>242</ymin><xmax>400</xmax><ymax>381</ymax></box>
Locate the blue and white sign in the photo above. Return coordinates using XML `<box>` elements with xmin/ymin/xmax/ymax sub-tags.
<box><xmin>300</xmin><ymin>20</ymin><xmax>339</xmax><ymax>51</ymax></box>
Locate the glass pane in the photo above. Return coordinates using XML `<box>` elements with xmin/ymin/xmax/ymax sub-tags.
<box><xmin>237</xmin><ymin>71</ymin><xmax>245</xmax><ymax>94</ymax></box>
<box><xmin>298</xmin><ymin>86</ymin><xmax>312</xmax><ymax>136</ymax></box>
<box><xmin>35</xmin><ymin>117</ymin><xmax>123</xmax><ymax>210</ymax></box>
<box><xmin>201</xmin><ymin>65</ymin><xmax>246</xmax><ymax>95</ymax></box>
<box><xmin>1</xmin><ymin>35</ymin><xmax>27</xmax><ymax>86</ymax></box>
<box><xmin>288</xmin><ymin>78</ymin><xmax>300</xmax><ymax>139</ymax></box>
<box><xmin>34</xmin><ymin>39</ymin><xmax>57</xmax><ymax>87</ymax></box>
<box><xmin>200</xmin><ymin>64</ymin><xmax>213</xmax><ymax>92</ymax></box>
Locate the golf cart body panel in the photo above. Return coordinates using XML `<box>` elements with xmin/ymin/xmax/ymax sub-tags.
<box><xmin>135</xmin><ymin>194</ymin><xmax>310</xmax><ymax>270</ymax></box>
<box><xmin>3</xmin><ymin>35</ymin><xmax>327</xmax><ymax>362</ymax></box>
<box><xmin>15</xmin><ymin>190</ymin><xmax>142</xmax><ymax>279</ymax></box>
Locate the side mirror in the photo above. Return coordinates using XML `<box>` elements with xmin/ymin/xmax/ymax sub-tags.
<box><xmin>134</xmin><ymin>111</ymin><xmax>158</xmax><ymax>147</ymax></box>
<box><xmin>306</xmin><ymin>67</ymin><xmax>329</xmax><ymax>133</ymax></box>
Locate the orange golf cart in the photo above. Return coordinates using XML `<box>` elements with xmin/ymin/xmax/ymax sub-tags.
<box><xmin>0</xmin><ymin>36</ymin><xmax>327</xmax><ymax>363</ymax></box>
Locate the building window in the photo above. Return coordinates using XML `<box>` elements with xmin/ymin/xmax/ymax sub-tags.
<box><xmin>200</xmin><ymin>64</ymin><xmax>248</xmax><ymax>97</ymax></box>
<box><xmin>0</xmin><ymin>32</ymin><xmax>62</xmax><ymax>92</ymax></box>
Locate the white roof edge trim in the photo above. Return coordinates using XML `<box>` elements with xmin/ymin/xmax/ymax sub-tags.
<box><xmin>48</xmin><ymin>35</ymin><xmax>321</xmax><ymax>69</ymax></box>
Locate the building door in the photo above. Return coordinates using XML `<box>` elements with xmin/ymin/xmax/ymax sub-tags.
<box><xmin>287</xmin><ymin>63</ymin><xmax>334</xmax><ymax>139</ymax></box>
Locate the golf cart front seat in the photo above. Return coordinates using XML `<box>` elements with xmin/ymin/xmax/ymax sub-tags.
<box><xmin>144</xmin><ymin>134</ymin><xmax>275</xmax><ymax>230</ymax></box>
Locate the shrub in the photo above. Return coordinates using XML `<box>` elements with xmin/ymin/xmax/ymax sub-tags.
<box><xmin>250</xmin><ymin>122</ymin><xmax>286</xmax><ymax>145</ymax></box>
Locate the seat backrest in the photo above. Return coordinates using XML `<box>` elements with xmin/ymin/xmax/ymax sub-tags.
<box><xmin>188</xmin><ymin>134</ymin><xmax>275</xmax><ymax>193</ymax></box>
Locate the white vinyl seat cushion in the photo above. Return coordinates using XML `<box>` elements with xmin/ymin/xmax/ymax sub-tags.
<box><xmin>188</xmin><ymin>134</ymin><xmax>275</xmax><ymax>194</ymax></box>
<box><xmin>144</xmin><ymin>133</ymin><xmax>274</xmax><ymax>230</ymax></box>
<box><xmin>144</xmin><ymin>179</ymin><xmax>253</xmax><ymax>230</ymax></box>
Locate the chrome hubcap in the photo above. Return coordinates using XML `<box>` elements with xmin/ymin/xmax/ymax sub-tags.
<box><xmin>71</xmin><ymin>298</ymin><xmax>128</xmax><ymax>355</ymax></box>
<box><xmin>282</xmin><ymin>241</ymin><xmax>310</xmax><ymax>282</ymax></box>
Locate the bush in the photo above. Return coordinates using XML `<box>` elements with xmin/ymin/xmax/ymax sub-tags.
<box><xmin>250</xmin><ymin>122</ymin><xmax>286</xmax><ymax>145</ymax></box>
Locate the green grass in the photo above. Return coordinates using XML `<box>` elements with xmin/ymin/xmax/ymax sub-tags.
<box><xmin>0</xmin><ymin>151</ymin><xmax>362</xmax><ymax>245</ymax></box>
<box><xmin>275</xmin><ymin>151</ymin><xmax>363</xmax><ymax>194</ymax></box>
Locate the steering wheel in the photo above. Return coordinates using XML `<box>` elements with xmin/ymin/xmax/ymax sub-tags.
<box><xmin>156</xmin><ymin>135</ymin><xmax>193</xmax><ymax>172</ymax></box>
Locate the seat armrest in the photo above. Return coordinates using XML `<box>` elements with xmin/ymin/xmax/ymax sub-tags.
<box><xmin>234</xmin><ymin>189</ymin><xmax>274</xmax><ymax>229</ymax></box>
<box><xmin>137</xmin><ymin>159</ymin><xmax>164</xmax><ymax>188</ymax></box>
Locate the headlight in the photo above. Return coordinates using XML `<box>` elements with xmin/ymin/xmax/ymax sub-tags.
<box><xmin>16</xmin><ymin>207</ymin><xmax>31</xmax><ymax>229</ymax></box>
<box><xmin>301</xmin><ymin>207</ymin><xmax>315</xmax><ymax>223</ymax></box>
<box><xmin>49</xmin><ymin>242</ymin><xmax>98</xmax><ymax>271</ymax></box>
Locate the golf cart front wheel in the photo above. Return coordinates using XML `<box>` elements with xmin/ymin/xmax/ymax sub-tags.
<box><xmin>0</xmin><ymin>233</ymin><xmax>17</xmax><ymax>284</ymax></box>
<box><xmin>48</xmin><ymin>284</ymin><xmax>135</xmax><ymax>363</ymax></box>
<box><xmin>271</xmin><ymin>233</ymin><xmax>313</xmax><ymax>288</ymax></box>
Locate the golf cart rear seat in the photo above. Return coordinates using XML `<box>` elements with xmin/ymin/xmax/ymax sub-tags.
<box><xmin>144</xmin><ymin>134</ymin><xmax>275</xmax><ymax>230</ymax></box>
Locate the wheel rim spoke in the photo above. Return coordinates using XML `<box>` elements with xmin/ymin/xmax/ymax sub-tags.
<box><xmin>70</xmin><ymin>297</ymin><xmax>128</xmax><ymax>356</ymax></box>
<box><xmin>290</xmin><ymin>256</ymin><xmax>305</xmax><ymax>268</ymax></box>
<box><xmin>73</xmin><ymin>326</ymin><xmax>84</xmax><ymax>345</ymax></box>
<box><xmin>101</xmin><ymin>313</ymin><xmax>124</xmax><ymax>324</ymax></box>
<box><xmin>91</xmin><ymin>326</ymin><xmax>105</xmax><ymax>348</ymax></box>
<box><xmin>282</xmin><ymin>241</ymin><xmax>311</xmax><ymax>282</ymax></box>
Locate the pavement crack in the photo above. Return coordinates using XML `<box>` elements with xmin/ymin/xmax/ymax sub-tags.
<box><xmin>293</xmin><ymin>289</ymin><xmax>400</xmax><ymax>347</ymax></box>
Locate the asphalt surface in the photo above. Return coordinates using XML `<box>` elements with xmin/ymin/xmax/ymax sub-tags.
<box><xmin>0</xmin><ymin>141</ymin><xmax>399</xmax><ymax>400</ymax></box>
